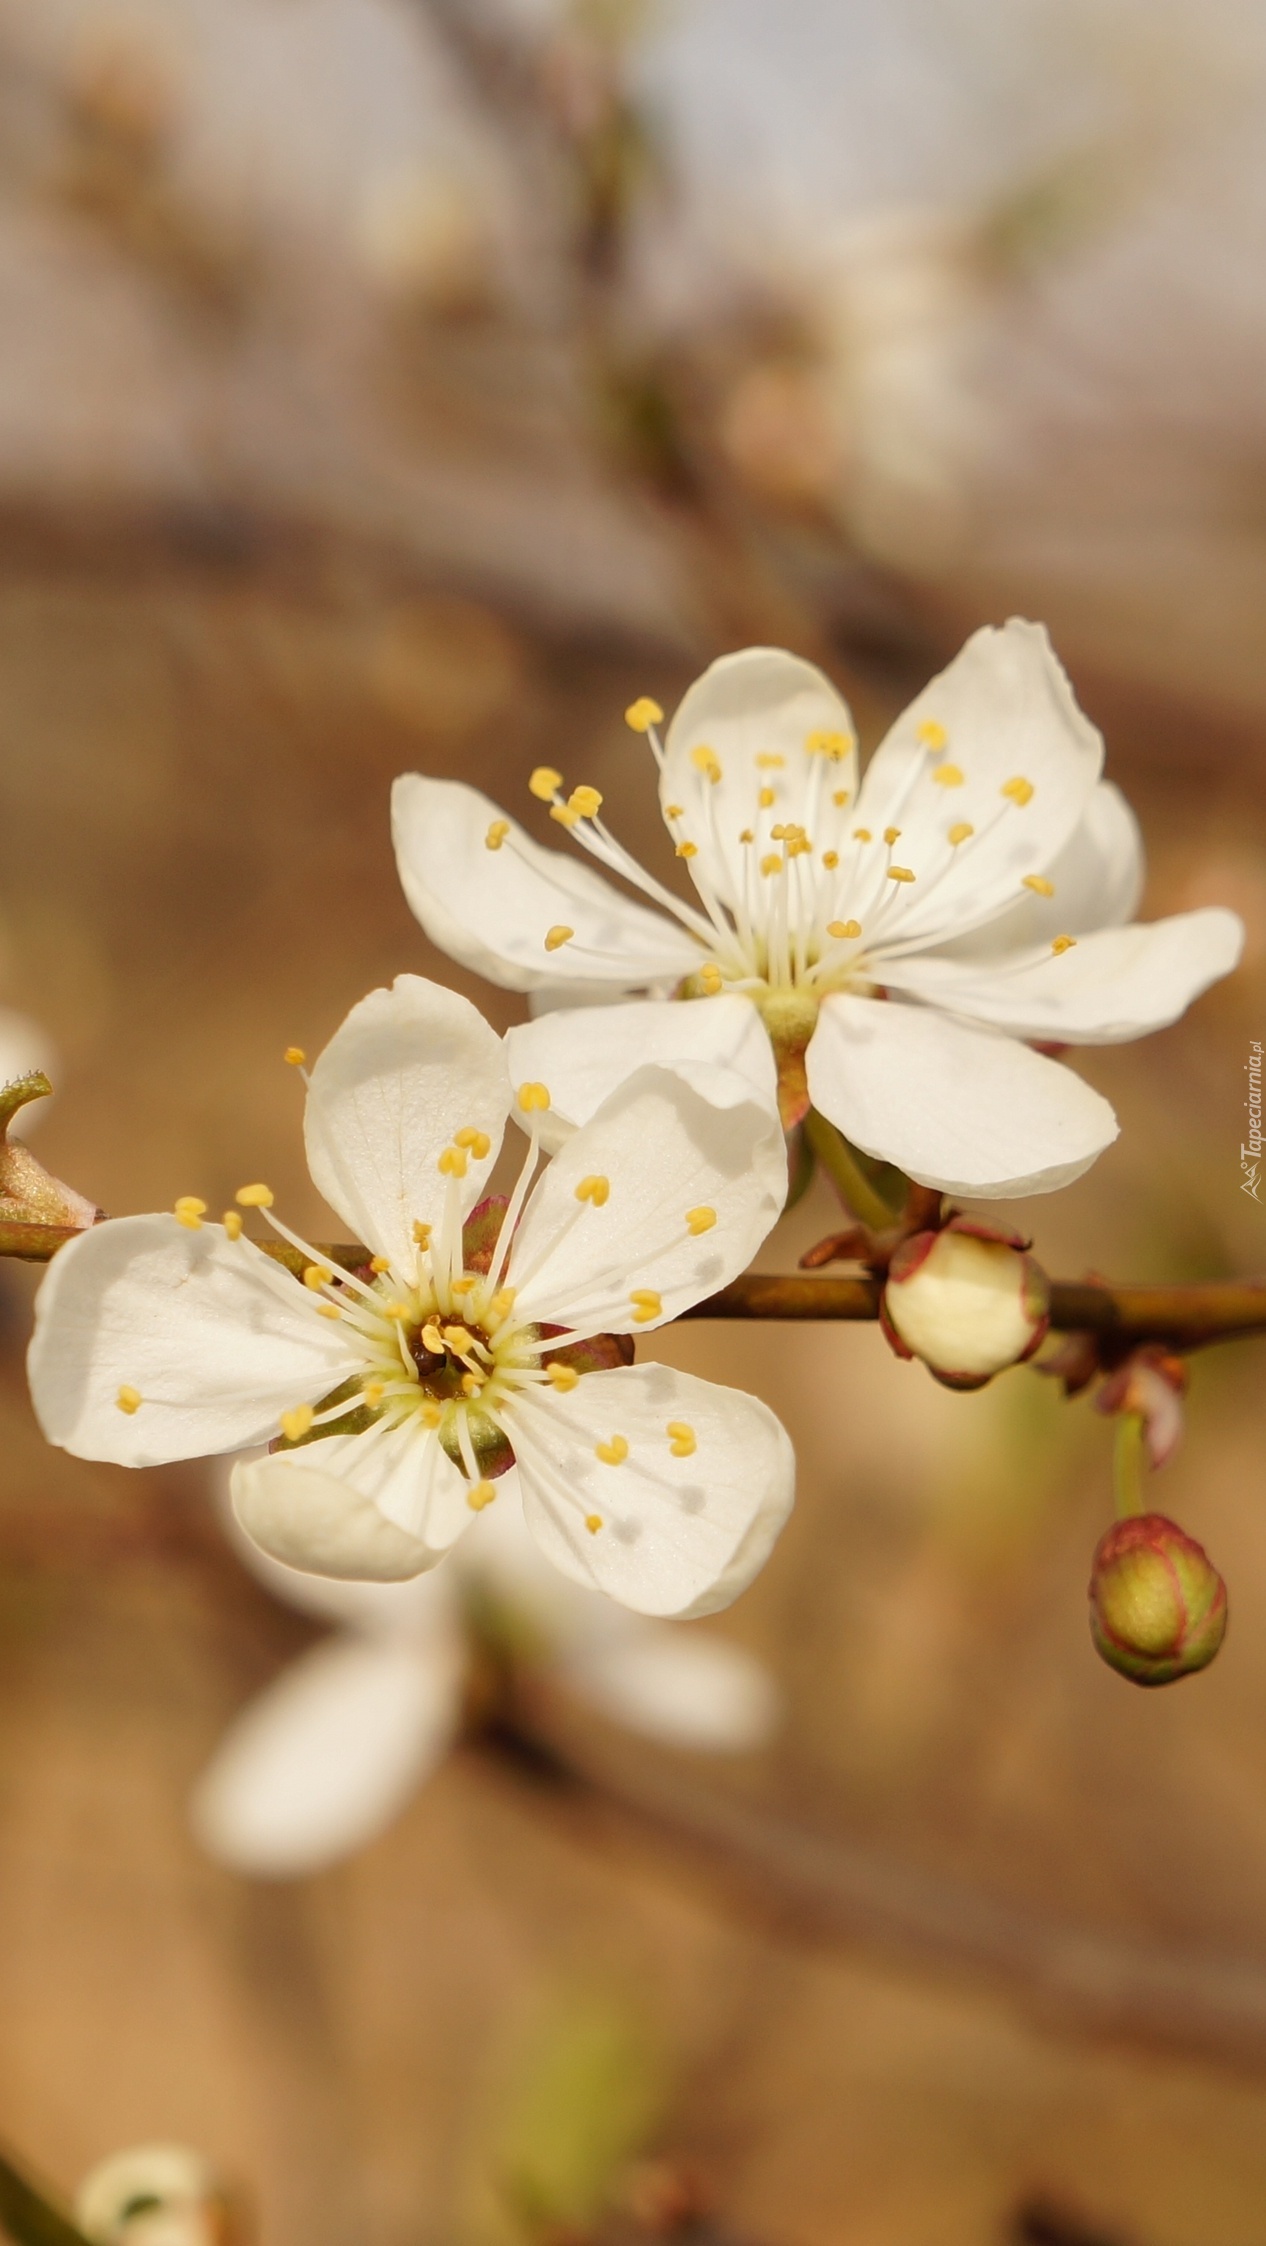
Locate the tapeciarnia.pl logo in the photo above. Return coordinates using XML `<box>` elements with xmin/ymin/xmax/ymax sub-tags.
<box><xmin>1243</xmin><ymin>1039</ymin><xmax>1263</xmax><ymax>1202</ymax></box>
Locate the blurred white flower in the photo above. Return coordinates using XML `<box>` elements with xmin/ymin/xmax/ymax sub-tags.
<box><xmin>76</xmin><ymin>2144</ymin><xmax>225</xmax><ymax>2246</ymax></box>
<box><xmin>392</xmin><ymin>626</ymin><xmax>1243</xmax><ymax>1199</ymax></box>
<box><xmin>29</xmin><ymin>974</ymin><xmax>792</xmax><ymax>1618</ymax></box>
<box><xmin>192</xmin><ymin>1483</ymin><xmax>779</xmax><ymax>1878</ymax></box>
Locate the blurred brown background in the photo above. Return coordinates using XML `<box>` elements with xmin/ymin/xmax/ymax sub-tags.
<box><xmin>0</xmin><ymin>4</ymin><xmax>1265</xmax><ymax>2243</ymax></box>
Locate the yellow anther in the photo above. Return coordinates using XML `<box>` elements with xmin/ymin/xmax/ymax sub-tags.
<box><xmin>665</xmin><ymin>803</ymin><xmax>684</xmax><ymax>819</ymax></box>
<box><xmin>787</xmin><ymin>836</ymin><xmax>813</xmax><ymax>859</ymax></box>
<box><xmin>549</xmin><ymin>802</ymin><xmax>581</xmax><ymax>829</ymax></box>
<box><xmin>575</xmin><ymin>1174</ymin><xmax>610</xmax><ymax>1207</ymax></box>
<box><xmin>806</xmin><ymin>728</ymin><xmax>851</xmax><ymax>760</ymax></box>
<box><xmin>544</xmin><ymin>924</ymin><xmax>574</xmax><ymax>952</ymax></box>
<box><xmin>685</xmin><ymin>1206</ymin><xmax>716</xmax><ymax>1235</ymax></box>
<box><xmin>738</xmin><ymin>827</ymin><xmax>755</xmax><ymax>844</ymax></box>
<box><xmin>755</xmin><ymin>752</ymin><xmax>785</xmax><ymax>769</ymax></box>
<box><xmin>760</xmin><ymin>853</ymin><xmax>784</xmax><ymax>877</ymax></box>
<box><xmin>595</xmin><ymin>1435</ymin><xmax>629</xmax><ymax>1466</ymax></box>
<box><xmin>116</xmin><ymin>1385</ymin><xmax>142</xmax><ymax>1416</ymax></box>
<box><xmin>485</xmin><ymin>820</ymin><xmax>510</xmax><ymax>851</ymax></box>
<box><xmin>676</xmin><ymin>840</ymin><xmax>699</xmax><ymax>859</ymax></box>
<box><xmin>381</xmin><ymin>1301</ymin><xmax>411</xmax><ymax>1321</ymax></box>
<box><xmin>461</xmin><ymin>1371</ymin><xmax>484</xmax><ymax>1397</ymax></box>
<box><xmin>317</xmin><ymin>1303</ymin><xmax>342</xmax><ymax>1319</ymax></box>
<box><xmin>827</xmin><ymin>919</ymin><xmax>862</xmax><ymax>940</ymax></box>
<box><xmin>630</xmin><ymin>1289</ymin><xmax>662</xmax><ymax>1324</ymax></box>
<box><xmin>442</xmin><ymin>1325</ymin><xmax>475</xmax><ymax>1355</ymax></box>
<box><xmin>421</xmin><ymin>1322</ymin><xmax>444</xmax><ymax>1353</ymax></box>
<box><xmin>450</xmin><ymin>1275</ymin><xmax>477</xmax><ymax>1296</ymax></box>
<box><xmin>284</xmin><ymin>1046</ymin><xmax>306</xmax><ymax>1067</ymax></box>
<box><xmin>467</xmin><ymin>1480</ymin><xmax>498</xmax><ymax>1511</ymax></box>
<box><xmin>832</xmin><ymin>789</ymin><xmax>850</xmax><ymax>807</ymax></box>
<box><xmin>529</xmin><ymin>765</ymin><xmax>563</xmax><ymax>800</ymax></box>
<box><xmin>174</xmin><ymin>1195</ymin><xmax>206</xmax><ymax>1230</ymax></box>
<box><xmin>568</xmin><ymin>784</ymin><xmax>603</xmax><ymax>819</ymax></box>
<box><xmin>770</xmin><ymin>823</ymin><xmax>789</xmax><ymax>841</ymax></box>
<box><xmin>948</xmin><ymin>822</ymin><xmax>974</xmax><ymax>846</ymax></box>
<box><xmin>411</xmin><ymin>1221</ymin><xmax>432</xmax><ymax>1248</ymax></box>
<box><xmin>222</xmin><ymin>1210</ymin><xmax>243</xmax><ymax>1241</ymax></box>
<box><xmin>931</xmin><ymin>763</ymin><xmax>964</xmax><ymax>788</ymax></box>
<box><xmin>280</xmin><ymin>1404</ymin><xmax>314</xmax><ymax>1444</ymax></box>
<box><xmin>1023</xmin><ymin>874</ymin><xmax>1055</xmax><ymax>897</ymax></box>
<box><xmin>883</xmin><ymin>826</ymin><xmax>902</xmax><ymax>845</ymax></box>
<box><xmin>1002</xmin><ymin>776</ymin><xmax>1035</xmax><ymax>806</ymax></box>
<box><xmin>917</xmin><ymin>719</ymin><xmax>947</xmax><ymax>751</ymax></box>
<box><xmin>303</xmin><ymin>1263</ymin><xmax>334</xmax><ymax>1290</ymax></box>
<box><xmin>585</xmin><ymin>1514</ymin><xmax>604</xmax><ymax>1534</ymax></box>
<box><xmin>370</xmin><ymin>1254</ymin><xmax>391</xmax><ymax>1273</ymax></box>
<box><xmin>625</xmin><ymin>696</ymin><xmax>663</xmax><ymax>733</ymax></box>
<box><xmin>419</xmin><ymin>1401</ymin><xmax>443</xmax><ymax>1428</ymax></box>
<box><xmin>691</xmin><ymin>744</ymin><xmax>723</xmax><ymax>782</ymax></box>
<box><xmin>1051</xmin><ymin>934</ymin><xmax>1077</xmax><ymax>955</ymax></box>
<box><xmin>517</xmin><ymin>1081</ymin><xmax>551</xmax><ymax>1112</ymax></box>
<box><xmin>362</xmin><ymin>1381</ymin><xmax>385</xmax><ymax>1406</ymax></box>
<box><xmin>698</xmin><ymin>963</ymin><xmax>723</xmax><ymax>995</ymax></box>
<box><xmin>667</xmin><ymin>1421</ymin><xmax>697</xmax><ymax>1458</ymax></box>
<box><xmin>821</xmin><ymin>849</ymin><xmax>839</xmax><ymax>870</ymax></box>
<box><xmin>853</xmin><ymin>827</ymin><xmax>872</xmax><ymax>843</ymax></box>
<box><xmin>235</xmin><ymin>1182</ymin><xmax>274</xmax><ymax>1208</ymax></box>
<box><xmin>454</xmin><ymin>1127</ymin><xmax>492</xmax><ymax>1157</ymax></box>
<box><xmin>887</xmin><ymin>866</ymin><xmax>916</xmax><ymax>883</ymax></box>
<box><xmin>438</xmin><ymin>1145</ymin><xmax>469</xmax><ymax>1177</ymax></box>
<box><xmin>546</xmin><ymin>1361</ymin><xmax>580</xmax><ymax>1392</ymax></box>
<box><xmin>488</xmin><ymin>1287</ymin><xmax>517</xmax><ymax>1321</ymax></box>
<box><xmin>758</xmin><ymin>786</ymin><xmax>776</xmax><ymax>809</ymax></box>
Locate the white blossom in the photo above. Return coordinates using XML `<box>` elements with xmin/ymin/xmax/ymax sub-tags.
<box><xmin>392</xmin><ymin>621</ymin><xmax>1243</xmax><ymax>1198</ymax></box>
<box><xmin>28</xmin><ymin>975</ymin><xmax>793</xmax><ymax>1618</ymax></box>
<box><xmin>191</xmin><ymin>1486</ymin><xmax>779</xmax><ymax>1878</ymax></box>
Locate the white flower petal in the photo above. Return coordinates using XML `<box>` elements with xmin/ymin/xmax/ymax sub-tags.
<box><xmin>304</xmin><ymin>974</ymin><xmax>509</xmax><ymax>1268</ymax></box>
<box><xmin>854</xmin><ymin>620</ymin><xmax>1103</xmax><ymax>949</ymax></box>
<box><xmin>190</xmin><ymin>1629</ymin><xmax>464</xmax><ymax>1876</ymax></box>
<box><xmin>28</xmin><ymin>1216</ymin><xmax>356</xmax><ymax>1466</ymax></box>
<box><xmin>883</xmin><ymin>907</ymin><xmax>1244</xmax><ymax>1044</ymax></box>
<box><xmin>560</xmin><ymin>1624</ymin><xmax>779</xmax><ymax>1750</ymax></box>
<box><xmin>0</xmin><ymin>1007</ymin><xmax>57</xmax><ymax>1137</ymax></box>
<box><xmin>660</xmin><ymin>648</ymin><xmax>859</xmax><ymax>913</ymax></box>
<box><xmin>506</xmin><ymin>1063</ymin><xmax>786</xmax><ymax>1332</ymax></box>
<box><xmin>392</xmin><ymin>775</ymin><xmax>699</xmax><ymax>992</ymax></box>
<box><xmin>219</xmin><ymin>1462</ymin><xmax>458</xmax><ymax>1637</ymax></box>
<box><xmin>807</xmin><ymin>992</ymin><xmax>1118</xmax><ymax>1198</ymax></box>
<box><xmin>231</xmin><ymin>1422</ymin><xmax>473</xmax><ymax>1579</ymax></box>
<box><xmin>508</xmin><ymin>1363</ymin><xmax>795</xmax><ymax>1618</ymax></box>
<box><xmin>928</xmin><ymin>780</ymin><xmax>1143</xmax><ymax>962</ymax></box>
<box><xmin>504</xmin><ymin>994</ymin><xmax>778</xmax><ymax>1153</ymax></box>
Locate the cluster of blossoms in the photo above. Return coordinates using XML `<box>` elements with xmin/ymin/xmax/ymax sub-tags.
<box><xmin>24</xmin><ymin>619</ymin><xmax>1244</xmax><ymax>1736</ymax></box>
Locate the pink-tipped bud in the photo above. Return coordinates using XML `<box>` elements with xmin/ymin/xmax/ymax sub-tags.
<box><xmin>880</xmin><ymin>1219</ymin><xmax>1050</xmax><ymax>1390</ymax></box>
<box><xmin>1089</xmin><ymin>1513</ymin><xmax>1227</xmax><ymax>1687</ymax></box>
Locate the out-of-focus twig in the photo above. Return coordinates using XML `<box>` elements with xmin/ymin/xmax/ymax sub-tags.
<box><xmin>0</xmin><ymin>2149</ymin><xmax>93</xmax><ymax>2246</ymax></box>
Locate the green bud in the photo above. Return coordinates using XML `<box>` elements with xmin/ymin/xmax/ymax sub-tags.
<box><xmin>1089</xmin><ymin>1513</ymin><xmax>1227</xmax><ymax>1687</ymax></box>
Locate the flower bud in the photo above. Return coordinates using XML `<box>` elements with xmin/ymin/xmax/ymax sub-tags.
<box><xmin>1089</xmin><ymin>1513</ymin><xmax>1227</xmax><ymax>1687</ymax></box>
<box><xmin>880</xmin><ymin>1219</ymin><xmax>1050</xmax><ymax>1389</ymax></box>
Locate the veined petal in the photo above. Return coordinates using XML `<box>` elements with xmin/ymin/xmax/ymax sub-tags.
<box><xmin>852</xmin><ymin>621</ymin><xmax>1103</xmax><ymax>948</ymax></box>
<box><xmin>807</xmin><ymin>992</ymin><xmax>1118</xmax><ymax>1198</ymax></box>
<box><xmin>560</xmin><ymin>1625</ymin><xmax>778</xmax><ymax>1750</ymax></box>
<box><xmin>28</xmin><ymin>1215</ymin><xmax>357</xmax><ymax>1466</ymax></box>
<box><xmin>508</xmin><ymin>1364</ymin><xmax>795</xmax><ymax>1618</ymax></box>
<box><xmin>504</xmin><ymin>995</ymin><xmax>778</xmax><ymax>1153</ymax></box>
<box><xmin>927</xmin><ymin>780</ymin><xmax>1143</xmax><ymax>962</ymax></box>
<box><xmin>392</xmin><ymin>775</ymin><xmax>699</xmax><ymax>993</ymax></box>
<box><xmin>231</xmin><ymin>1421</ymin><xmax>473</xmax><ymax>1579</ymax></box>
<box><xmin>883</xmin><ymin>907</ymin><xmax>1244</xmax><ymax>1044</ymax></box>
<box><xmin>304</xmin><ymin>975</ymin><xmax>509</xmax><ymax>1269</ymax></box>
<box><xmin>660</xmin><ymin>648</ymin><xmax>860</xmax><ymax>914</ymax></box>
<box><xmin>190</xmin><ymin>1629</ymin><xmax>465</xmax><ymax>1876</ymax></box>
<box><xmin>506</xmin><ymin>1063</ymin><xmax>786</xmax><ymax>1332</ymax></box>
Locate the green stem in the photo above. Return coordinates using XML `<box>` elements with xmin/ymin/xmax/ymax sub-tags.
<box><xmin>1113</xmin><ymin>1413</ymin><xmax>1148</xmax><ymax>1519</ymax></box>
<box><xmin>0</xmin><ymin>2150</ymin><xmax>93</xmax><ymax>2246</ymax></box>
<box><xmin>801</xmin><ymin>1111</ymin><xmax>899</xmax><ymax>1232</ymax></box>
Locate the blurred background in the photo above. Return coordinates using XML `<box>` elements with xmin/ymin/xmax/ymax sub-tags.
<box><xmin>0</xmin><ymin>1</ymin><xmax>1265</xmax><ymax>2241</ymax></box>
